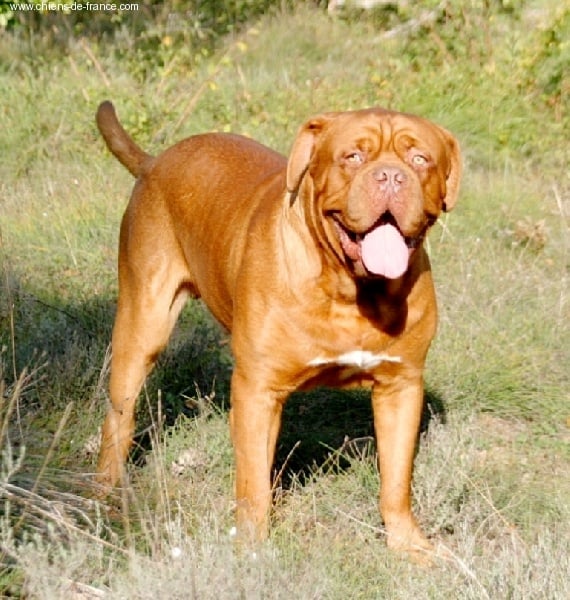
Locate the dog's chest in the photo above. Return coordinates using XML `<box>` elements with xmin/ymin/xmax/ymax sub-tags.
<box><xmin>305</xmin><ymin>349</ymin><xmax>402</xmax><ymax>386</ymax></box>
<box><xmin>298</xmin><ymin>296</ymin><xmax>405</xmax><ymax>380</ymax></box>
<box><xmin>308</xmin><ymin>350</ymin><xmax>401</xmax><ymax>371</ymax></box>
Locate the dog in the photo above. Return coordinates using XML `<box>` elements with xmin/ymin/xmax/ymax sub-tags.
<box><xmin>95</xmin><ymin>101</ymin><xmax>461</xmax><ymax>561</ymax></box>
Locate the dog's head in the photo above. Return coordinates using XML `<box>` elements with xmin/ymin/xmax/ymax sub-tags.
<box><xmin>286</xmin><ymin>108</ymin><xmax>461</xmax><ymax>279</ymax></box>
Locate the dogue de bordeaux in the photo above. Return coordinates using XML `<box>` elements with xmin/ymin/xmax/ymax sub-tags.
<box><xmin>95</xmin><ymin>101</ymin><xmax>461</xmax><ymax>561</ymax></box>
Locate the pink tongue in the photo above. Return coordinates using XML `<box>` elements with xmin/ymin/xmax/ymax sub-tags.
<box><xmin>360</xmin><ymin>223</ymin><xmax>409</xmax><ymax>278</ymax></box>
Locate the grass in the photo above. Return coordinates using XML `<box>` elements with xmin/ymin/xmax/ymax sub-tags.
<box><xmin>1</xmin><ymin>1</ymin><xmax>569</xmax><ymax>597</ymax></box>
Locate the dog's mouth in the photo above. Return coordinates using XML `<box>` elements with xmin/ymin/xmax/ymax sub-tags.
<box><xmin>332</xmin><ymin>213</ymin><xmax>426</xmax><ymax>279</ymax></box>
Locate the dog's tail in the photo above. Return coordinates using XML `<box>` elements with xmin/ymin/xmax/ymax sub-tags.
<box><xmin>96</xmin><ymin>101</ymin><xmax>151</xmax><ymax>178</ymax></box>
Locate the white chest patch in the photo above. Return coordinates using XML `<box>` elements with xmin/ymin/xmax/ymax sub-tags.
<box><xmin>308</xmin><ymin>350</ymin><xmax>402</xmax><ymax>371</ymax></box>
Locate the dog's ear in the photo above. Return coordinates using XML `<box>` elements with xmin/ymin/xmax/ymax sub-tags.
<box><xmin>286</xmin><ymin>113</ymin><xmax>338</xmax><ymax>197</ymax></box>
<box><xmin>439</xmin><ymin>127</ymin><xmax>462</xmax><ymax>212</ymax></box>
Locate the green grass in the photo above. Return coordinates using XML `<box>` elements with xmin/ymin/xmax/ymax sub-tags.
<box><xmin>1</xmin><ymin>1</ymin><xmax>569</xmax><ymax>597</ymax></box>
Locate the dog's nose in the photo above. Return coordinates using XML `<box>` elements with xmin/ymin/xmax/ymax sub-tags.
<box><xmin>372</xmin><ymin>166</ymin><xmax>407</xmax><ymax>191</ymax></box>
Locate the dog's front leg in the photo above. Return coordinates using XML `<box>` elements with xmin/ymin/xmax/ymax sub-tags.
<box><xmin>229</xmin><ymin>369</ymin><xmax>284</xmax><ymax>542</ymax></box>
<box><xmin>371</xmin><ymin>375</ymin><xmax>432</xmax><ymax>560</ymax></box>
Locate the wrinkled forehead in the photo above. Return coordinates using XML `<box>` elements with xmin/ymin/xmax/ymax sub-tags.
<box><xmin>318</xmin><ymin>109</ymin><xmax>445</xmax><ymax>157</ymax></box>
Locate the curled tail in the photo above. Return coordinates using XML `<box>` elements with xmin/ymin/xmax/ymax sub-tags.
<box><xmin>96</xmin><ymin>101</ymin><xmax>151</xmax><ymax>177</ymax></box>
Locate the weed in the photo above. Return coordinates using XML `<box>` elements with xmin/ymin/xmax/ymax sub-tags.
<box><xmin>1</xmin><ymin>1</ymin><xmax>568</xmax><ymax>597</ymax></box>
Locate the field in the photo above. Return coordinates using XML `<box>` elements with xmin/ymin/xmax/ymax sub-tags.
<box><xmin>1</xmin><ymin>1</ymin><xmax>569</xmax><ymax>597</ymax></box>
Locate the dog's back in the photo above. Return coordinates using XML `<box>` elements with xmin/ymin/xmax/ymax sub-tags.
<box><xmin>97</xmin><ymin>101</ymin><xmax>288</xmax><ymax>328</ymax></box>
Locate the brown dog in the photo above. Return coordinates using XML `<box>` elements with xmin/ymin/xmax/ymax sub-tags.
<box><xmin>95</xmin><ymin>102</ymin><xmax>461</xmax><ymax>560</ymax></box>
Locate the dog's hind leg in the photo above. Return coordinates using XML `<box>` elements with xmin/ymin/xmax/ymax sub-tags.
<box><xmin>96</xmin><ymin>258</ymin><xmax>191</xmax><ymax>492</ymax></box>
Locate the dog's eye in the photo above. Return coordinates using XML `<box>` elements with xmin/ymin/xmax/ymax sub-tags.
<box><xmin>411</xmin><ymin>154</ymin><xmax>429</xmax><ymax>167</ymax></box>
<box><xmin>345</xmin><ymin>152</ymin><xmax>364</xmax><ymax>165</ymax></box>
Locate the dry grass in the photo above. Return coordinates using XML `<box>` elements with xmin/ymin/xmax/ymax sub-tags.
<box><xmin>1</xmin><ymin>1</ymin><xmax>569</xmax><ymax>597</ymax></box>
<box><xmin>2</xmin><ymin>384</ymin><xmax>568</xmax><ymax>597</ymax></box>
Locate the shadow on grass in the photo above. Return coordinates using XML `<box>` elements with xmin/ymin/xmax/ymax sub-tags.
<box><xmin>145</xmin><ymin>317</ymin><xmax>448</xmax><ymax>488</ymax></box>
<box><xmin>275</xmin><ymin>386</ymin><xmax>447</xmax><ymax>487</ymax></box>
<box><xmin>0</xmin><ymin>274</ymin><xmax>231</xmax><ymax>469</ymax></box>
<box><xmin>2</xmin><ymin>273</ymin><xmax>447</xmax><ymax>493</ymax></box>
